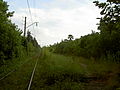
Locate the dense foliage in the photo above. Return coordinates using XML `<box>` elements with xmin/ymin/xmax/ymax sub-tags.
<box><xmin>49</xmin><ymin>0</ymin><xmax>120</xmax><ymax>62</ymax></box>
<box><xmin>0</xmin><ymin>0</ymin><xmax>40</xmax><ymax>66</ymax></box>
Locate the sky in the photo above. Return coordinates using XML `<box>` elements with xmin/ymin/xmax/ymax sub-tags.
<box><xmin>4</xmin><ymin>0</ymin><xmax>106</xmax><ymax>46</ymax></box>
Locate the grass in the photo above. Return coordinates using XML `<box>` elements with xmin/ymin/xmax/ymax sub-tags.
<box><xmin>0</xmin><ymin>50</ymin><xmax>38</xmax><ymax>79</ymax></box>
<box><xmin>31</xmin><ymin>49</ymin><xmax>120</xmax><ymax>90</ymax></box>
<box><xmin>31</xmin><ymin>50</ymin><xmax>87</xmax><ymax>90</ymax></box>
<box><xmin>74</xmin><ymin>56</ymin><xmax>120</xmax><ymax>90</ymax></box>
<box><xmin>0</xmin><ymin>49</ymin><xmax>41</xmax><ymax>89</ymax></box>
<box><xmin>0</xmin><ymin>49</ymin><xmax>119</xmax><ymax>90</ymax></box>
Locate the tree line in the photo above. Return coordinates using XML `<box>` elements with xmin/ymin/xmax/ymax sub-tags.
<box><xmin>0</xmin><ymin>0</ymin><xmax>40</xmax><ymax>66</ymax></box>
<box><xmin>49</xmin><ymin>0</ymin><xmax>120</xmax><ymax>63</ymax></box>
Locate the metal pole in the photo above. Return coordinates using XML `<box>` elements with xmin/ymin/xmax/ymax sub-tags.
<box><xmin>24</xmin><ymin>17</ymin><xmax>27</xmax><ymax>37</ymax></box>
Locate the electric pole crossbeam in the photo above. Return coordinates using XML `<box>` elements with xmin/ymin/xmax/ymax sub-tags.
<box><xmin>23</xmin><ymin>17</ymin><xmax>38</xmax><ymax>37</ymax></box>
<box><xmin>26</xmin><ymin>22</ymin><xmax>38</xmax><ymax>28</ymax></box>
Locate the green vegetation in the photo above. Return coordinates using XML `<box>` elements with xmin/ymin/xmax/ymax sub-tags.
<box><xmin>0</xmin><ymin>0</ymin><xmax>40</xmax><ymax>82</ymax></box>
<box><xmin>0</xmin><ymin>49</ymin><xmax>119</xmax><ymax>90</ymax></box>
<box><xmin>32</xmin><ymin>50</ymin><xmax>120</xmax><ymax>90</ymax></box>
<box><xmin>0</xmin><ymin>0</ymin><xmax>40</xmax><ymax>63</ymax></box>
<box><xmin>0</xmin><ymin>0</ymin><xmax>40</xmax><ymax>69</ymax></box>
<box><xmin>0</xmin><ymin>0</ymin><xmax>120</xmax><ymax>90</ymax></box>
<box><xmin>47</xmin><ymin>0</ymin><xmax>120</xmax><ymax>89</ymax></box>
<box><xmin>0</xmin><ymin>52</ymin><xmax>41</xmax><ymax>90</ymax></box>
<box><xmin>0</xmin><ymin>49</ymin><xmax>40</xmax><ymax>80</ymax></box>
<box><xmin>49</xmin><ymin>0</ymin><xmax>120</xmax><ymax>62</ymax></box>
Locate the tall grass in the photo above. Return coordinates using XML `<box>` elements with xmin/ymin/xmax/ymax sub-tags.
<box><xmin>32</xmin><ymin>49</ymin><xmax>120</xmax><ymax>90</ymax></box>
<box><xmin>0</xmin><ymin>49</ymin><xmax>40</xmax><ymax>80</ymax></box>
<box><xmin>31</xmin><ymin>50</ymin><xmax>92</xmax><ymax>90</ymax></box>
<box><xmin>0</xmin><ymin>49</ymin><xmax>119</xmax><ymax>90</ymax></box>
<box><xmin>0</xmin><ymin>50</ymin><xmax>41</xmax><ymax>90</ymax></box>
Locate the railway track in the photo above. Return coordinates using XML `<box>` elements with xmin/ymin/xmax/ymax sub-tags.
<box><xmin>27</xmin><ymin>54</ymin><xmax>40</xmax><ymax>90</ymax></box>
<box><xmin>0</xmin><ymin>52</ymin><xmax>41</xmax><ymax>90</ymax></box>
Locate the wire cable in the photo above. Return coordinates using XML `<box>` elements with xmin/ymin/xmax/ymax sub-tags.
<box><xmin>27</xmin><ymin>0</ymin><xmax>33</xmax><ymax>23</ymax></box>
<box><xmin>33</xmin><ymin>0</ymin><xmax>37</xmax><ymax>37</ymax></box>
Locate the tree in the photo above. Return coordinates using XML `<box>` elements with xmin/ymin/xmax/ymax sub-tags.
<box><xmin>27</xmin><ymin>31</ymin><xmax>33</xmax><ymax>42</ymax></box>
<box><xmin>0</xmin><ymin>0</ymin><xmax>23</xmax><ymax>61</ymax></box>
<box><xmin>93</xmin><ymin>0</ymin><xmax>120</xmax><ymax>34</ymax></box>
<box><xmin>107</xmin><ymin>0</ymin><xmax>120</xmax><ymax>3</ymax></box>
<box><xmin>93</xmin><ymin>0</ymin><xmax>120</xmax><ymax>61</ymax></box>
<box><xmin>49</xmin><ymin>0</ymin><xmax>120</xmax><ymax>62</ymax></box>
<box><xmin>68</xmin><ymin>34</ymin><xmax>74</xmax><ymax>41</ymax></box>
<box><xmin>0</xmin><ymin>0</ymin><xmax>40</xmax><ymax>66</ymax></box>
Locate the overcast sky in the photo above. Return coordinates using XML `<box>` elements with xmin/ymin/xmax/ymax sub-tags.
<box><xmin>5</xmin><ymin>0</ymin><xmax>106</xmax><ymax>46</ymax></box>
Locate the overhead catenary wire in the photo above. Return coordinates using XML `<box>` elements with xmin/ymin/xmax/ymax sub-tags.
<box><xmin>27</xmin><ymin>0</ymin><xmax>33</xmax><ymax>23</ymax></box>
<box><xmin>26</xmin><ymin>0</ymin><xmax>40</xmax><ymax>44</ymax></box>
<box><xmin>33</xmin><ymin>0</ymin><xmax>37</xmax><ymax>22</ymax></box>
<box><xmin>33</xmin><ymin>0</ymin><xmax>37</xmax><ymax>37</ymax></box>
<box><xmin>26</xmin><ymin>0</ymin><xmax>38</xmax><ymax>38</ymax></box>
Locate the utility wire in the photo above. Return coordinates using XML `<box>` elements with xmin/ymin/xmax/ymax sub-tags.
<box><xmin>27</xmin><ymin>0</ymin><xmax>33</xmax><ymax>23</ymax></box>
<box><xmin>26</xmin><ymin>0</ymin><xmax>36</xmax><ymax>38</ymax></box>
<box><xmin>33</xmin><ymin>0</ymin><xmax>37</xmax><ymax>37</ymax></box>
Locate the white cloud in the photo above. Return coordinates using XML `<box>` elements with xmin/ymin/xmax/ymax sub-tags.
<box><xmin>41</xmin><ymin>0</ymin><xmax>90</xmax><ymax>9</ymax></box>
<box><xmin>10</xmin><ymin>0</ymin><xmax>101</xmax><ymax>46</ymax></box>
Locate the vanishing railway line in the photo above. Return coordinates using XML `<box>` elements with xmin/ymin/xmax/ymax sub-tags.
<box><xmin>27</xmin><ymin>54</ymin><xmax>40</xmax><ymax>90</ymax></box>
<box><xmin>0</xmin><ymin>50</ymin><xmax>111</xmax><ymax>90</ymax></box>
<box><xmin>0</xmin><ymin>52</ymin><xmax>41</xmax><ymax>90</ymax></box>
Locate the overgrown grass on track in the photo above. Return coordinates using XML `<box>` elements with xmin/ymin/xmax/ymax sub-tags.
<box><xmin>0</xmin><ymin>49</ymin><xmax>119</xmax><ymax>90</ymax></box>
<box><xmin>31</xmin><ymin>50</ymin><xmax>87</xmax><ymax>90</ymax></box>
<box><xmin>31</xmin><ymin>50</ymin><xmax>120</xmax><ymax>90</ymax></box>
<box><xmin>0</xmin><ymin>51</ymin><xmax>41</xmax><ymax>90</ymax></box>
<box><xmin>0</xmin><ymin>50</ymin><xmax>40</xmax><ymax>80</ymax></box>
